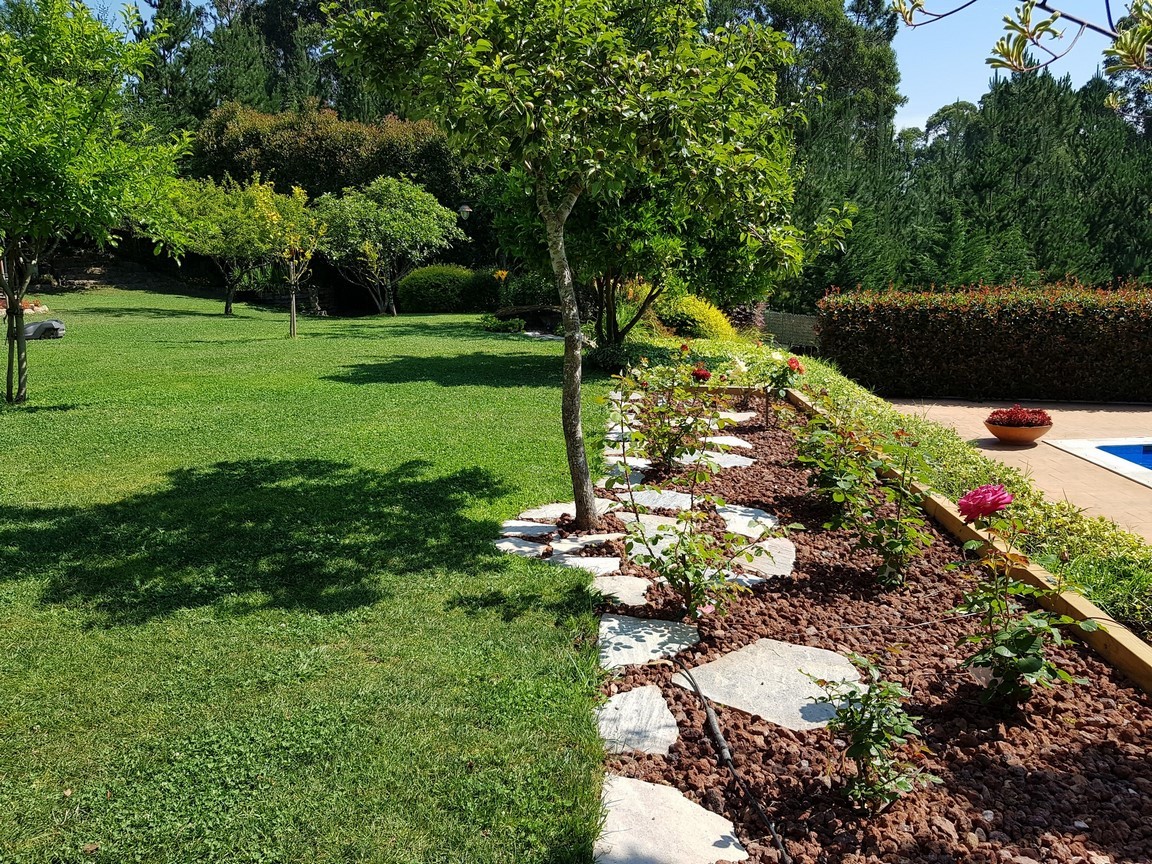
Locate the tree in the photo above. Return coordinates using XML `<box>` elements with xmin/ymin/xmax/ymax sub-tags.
<box><xmin>174</xmin><ymin>177</ymin><xmax>279</xmax><ymax>315</ymax></box>
<box><xmin>316</xmin><ymin>177</ymin><xmax>464</xmax><ymax>316</ymax></box>
<box><xmin>262</xmin><ymin>185</ymin><xmax>325</xmax><ymax>336</ymax></box>
<box><xmin>329</xmin><ymin>0</ymin><xmax>803</xmax><ymax>529</ymax></box>
<box><xmin>131</xmin><ymin>0</ymin><xmax>214</xmax><ymax>135</ymax></box>
<box><xmin>0</xmin><ymin>0</ymin><xmax>186</xmax><ymax>403</ymax></box>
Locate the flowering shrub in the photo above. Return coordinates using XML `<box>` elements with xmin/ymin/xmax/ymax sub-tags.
<box><xmin>985</xmin><ymin>405</ymin><xmax>1052</xmax><ymax>428</ymax></box>
<box><xmin>818</xmin><ymin>283</ymin><xmax>1152</xmax><ymax>401</ymax></box>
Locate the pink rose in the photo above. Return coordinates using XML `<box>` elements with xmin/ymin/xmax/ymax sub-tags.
<box><xmin>957</xmin><ymin>484</ymin><xmax>1014</xmax><ymax>523</ymax></box>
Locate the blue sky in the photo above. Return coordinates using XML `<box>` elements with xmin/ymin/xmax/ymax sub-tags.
<box><xmin>893</xmin><ymin>1</ymin><xmax>1115</xmax><ymax>130</ymax></box>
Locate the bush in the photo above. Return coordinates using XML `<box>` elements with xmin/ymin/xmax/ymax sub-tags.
<box><xmin>192</xmin><ymin>101</ymin><xmax>462</xmax><ymax>203</ymax></box>
<box><xmin>499</xmin><ymin>271</ymin><xmax>555</xmax><ymax>308</ymax></box>
<box><xmin>986</xmin><ymin>405</ymin><xmax>1053</xmax><ymax>428</ymax></box>
<box><xmin>818</xmin><ymin>283</ymin><xmax>1152</xmax><ymax>402</ymax></box>
<box><xmin>656</xmin><ymin>294</ymin><xmax>738</xmax><ymax>341</ymax></box>
<box><xmin>479</xmin><ymin>313</ymin><xmax>525</xmax><ymax>333</ymax></box>
<box><xmin>396</xmin><ymin>265</ymin><xmax>476</xmax><ymax>312</ymax></box>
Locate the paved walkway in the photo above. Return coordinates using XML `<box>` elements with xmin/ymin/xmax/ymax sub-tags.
<box><xmin>890</xmin><ymin>398</ymin><xmax>1152</xmax><ymax>543</ymax></box>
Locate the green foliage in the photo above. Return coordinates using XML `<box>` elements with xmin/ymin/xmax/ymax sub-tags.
<box><xmin>811</xmin><ymin>655</ymin><xmax>939</xmax><ymax>813</ymax></box>
<box><xmin>499</xmin><ymin>271</ymin><xmax>556</xmax><ymax>308</ymax></box>
<box><xmin>0</xmin><ymin>0</ymin><xmax>186</xmax><ymax>402</ymax></box>
<box><xmin>480</xmin><ymin>313</ymin><xmax>525</xmax><ymax>333</ymax></box>
<box><xmin>793</xmin><ymin>412</ymin><xmax>882</xmax><ymax>530</ymax></box>
<box><xmin>818</xmin><ymin>282</ymin><xmax>1152</xmax><ymax>401</ymax></box>
<box><xmin>395</xmin><ymin>264</ymin><xmax>481</xmax><ymax>313</ymax></box>
<box><xmin>192</xmin><ymin>101</ymin><xmax>462</xmax><ymax>202</ymax></box>
<box><xmin>656</xmin><ymin>295</ymin><xmax>739</xmax><ymax>341</ymax></box>
<box><xmin>316</xmin><ymin>176</ymin><xmax>465</xmax><ymax>315</ymax></box>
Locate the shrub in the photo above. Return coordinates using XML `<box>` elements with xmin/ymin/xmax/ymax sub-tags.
<box><xmin>656</xmin><ymin>294</ymin><xmax>739</xmax><ymax>341</ymax></box>
<box><xmin>192</xmin><ymin>101</ymin><xmax>462</xmax><ymax>203</ymax></box>
<box><xmin>499</xmin><ymin>271</ymin><xmax>555</xmax><ymax>308</ymax></box>
<box><xmin>479</xmin><ymin>313</ymin><xmax>524</xmax><ymax>333</ymax></box>
<box><xmin>818</xmin><ymin>283</ymin><xmax>1152</xmax><ymax>402</ymax></box>
<box><xmin>395</xmin><ymin>265</ymin><xmax>476</xmax><ymax>312</ymax></box>
<box><xmin>986</xmin><ymin>405</ymin><xmax>1053</xmax><ymax>427</ymax></box>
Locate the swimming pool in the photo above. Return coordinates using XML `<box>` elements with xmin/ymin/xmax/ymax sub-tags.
<box><xmin>1048</xmin><ymin>437</ymin><xmax>1152</xmax><ymax>490</ymax></box>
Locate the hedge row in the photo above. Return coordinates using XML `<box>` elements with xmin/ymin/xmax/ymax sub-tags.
<box><xmin>818</xmin><ymin>283</ymin><xmax>1152</xmax><ymax>402</ymax></box>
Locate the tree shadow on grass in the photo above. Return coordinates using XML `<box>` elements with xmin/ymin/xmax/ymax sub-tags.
<box><xmin>93</xmin><ymin>306</ymin><xmax>250</xmax><ymax>320</ymax></box>
<box><xmin>0</xmin><ymin>458</ymin><xmax>510</xmax><ymax>626</ymax></box>
<box><xmin>324</xmin><ymin>352</ymin><xmax>566</xmax><ymax>389</ymax></box>
<box><xmin>305</xmin><ymin>320</ymin><xmax>495</xmax><ymax>341</ymax></box>
<box><xmin>445</xmin><ymin>583</ymin><xmax>596</xmax><ymax>624</ymax></box>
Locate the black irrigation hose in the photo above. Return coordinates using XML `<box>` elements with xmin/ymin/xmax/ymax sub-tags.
<box><xmin>673</xmin><ymin>657</ymin><xmax>795</xmax><ymax>864</ymax></box>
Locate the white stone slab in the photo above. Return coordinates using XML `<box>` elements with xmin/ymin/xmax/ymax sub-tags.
<box><xmin>499</xmin><ymin>519</ymin><xmax>556</xmax><ymax>538</ymax></box>
<box><xmin>548</xmin><ymin>554</ymin><xmax>621</xmax><ymax>576</ymax></box>
<box><xmin>617</xmin><ymin>511</ymin><xmax>679</xmax><ymax>531</ymax></box>
<box><xmin>493</xmin><ymin>537</ymin><xmax>547</xmax><ymax>557</ymax></box>
<box><xmin>603</xmin><ymin>454</ymin><xmax>653</xmax><ymax>470</ymax></box>
<box><xmin>596</xmin><ymin>775</ymin><xmax>748</xmax><ymax>864</ymax></box>
<box><xmin>716</xmin><ymin>504</ymin><xmax>778</xmax><ymax>538</ymax></box>
<box><xmin>592</xmin><ymin>575</ymin><xmax>651</xmax><ymax>606</ymax></box>
<box><xmin>672</xmin><ymin>638</ymin><xmax>859</xmax><ymax>730</ymax></box>
<box><xmin>732</xmin><ymin>537</ymin><xmax>796</xmax><ymax>583</ymax></box>
<box><xmin>599</xmin><ymin>614</ymin><xmax>699</xmax><ymax>669</ymax></box>
<box><xmin>598</xmin><ymin>686</ymin><xmax>679</xmax><ymax>755</ymax></box>
<box><xmin>551</xmin><ymin>533</ymin><xmax>625</xmax><ymax>554</ymax></box>
<box><xmin>705</xmin><ymin>435</ymin><xmax>753</xmax><ymax>450</ymax></box>
<box><xmin>676</xmin><ymin>451</ymin><xmax>756</xmax><ymax>469</ymax></box>
<box><xmin>719</xmin><ymin>410</ymin><xmax>758</xmax><ymax>423</ymax></box>
<box><xmin>628</xmin><ymin>489</ymin><xmax>694</xmax><ymax>512</ymax></box>
<box><xmin>519</xmin><ymin>498</ymin><xmax>619</xmax><ymax>522</ymax></box>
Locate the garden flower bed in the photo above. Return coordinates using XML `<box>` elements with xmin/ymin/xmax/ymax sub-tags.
<box><xmin>589</xmin><ymin>393</ymin><xmax>1152</xmax><ymax>864</ymax></box>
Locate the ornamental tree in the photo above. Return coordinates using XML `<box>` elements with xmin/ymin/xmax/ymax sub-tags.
<box><xmin>261</xmin><ymin>186</ymin><xmax>325</xmax><ymax>337</ymax></box>
<box><xmin>173</xmin><ymin>177</ymin><xmax>279</xmax><ymax>315</ymax></box>
<box><xmin>329</xmin><ymin>0</ymin><xmax>802</xmax><ymax>529</ymax></box>
<box><xmin>315</xmin><ymin>177</ymin><xmax>464</xmax><ymax>316</ymax></box>
<box><xmin>0</xmin><ymin>0</ymin><xmax>186</xmax><ymax>403</ymax></box>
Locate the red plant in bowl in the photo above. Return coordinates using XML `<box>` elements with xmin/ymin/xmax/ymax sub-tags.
<box><xmin>985</xmin><ymin>405</ymin><xmax>1052</xmax><ymax>428</ymax></box>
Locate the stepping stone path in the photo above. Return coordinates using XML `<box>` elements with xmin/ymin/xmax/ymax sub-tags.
<box><xmin>671</xmin><ymin>638</ymin><xmax>860</xmax><ymax>731</ymax></box>
<box><xmin>493</xmin><ymin>537</ymin><xmax>546</xmax><ymax>557</ymax></box>
<box><xmin>705</xmin><ymin>435</ymin><xmax>753</xmax><ymax>449</ymax></box>
<box><xmin>518</xmin><ymin>498</ymin><xmax>619</xmax><ymax>522</ymax></box>
<box><xmin>598</xmin><ymin>686</ymin><xmax>679</xmax><ymax>755</ymax></box>
<box><xmin>593</xmin><ymin>575</ymin><xmax>651</xmax><ymax>606</ymax></box>
<box><xmin>596</xmin><ymin>776</ymin><xmax>748</xmax><ymax>864</ymax></box>
<box><xmin>490</xmin><ymin>397</ymin><xmax>837</xmax><ymax>861</ymax></box>
<box><xmin>499</xmin><ymin>519</ymin><xmax>555</xmax><ymax>538</ymax></box>
<box><xmin>716</xmin><ymin>504</ymin><xmax>778</xmax><ymax>538</ymax></box>
<box><xmin>598</xmin><ymin>614</ymin><xmax>699</xmax><ymax>670</ymax></box>
<box><xmin>676</xmin><ymin>450</ymin><xmax>756</xmax><ymax>470</ymax></box>
<box><xmin>628</xmin><ymin>488</ymin><xmax>694</xmax><ymax>512</ymax></box>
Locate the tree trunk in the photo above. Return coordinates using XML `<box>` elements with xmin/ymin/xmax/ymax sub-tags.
<box><xmin>538</xmin><ymin>182</ymin><xmax>599</xmax><ymax>531</ymax></box>
<box><xmin>224</xmin><ymin>283</ymin><xmax>236</xmax><ymax>316</ymax></box>
<box><xmin>13</xmin><ymin>305</ymin><xmax>27</xmax><ymax>403</ymax></box>
<box><xmin>5</xmin><ymin>305</ymin><xmax>14</xmax><ymax>403</ymax></box>
<box><xmin>289</xmin><ymin>288</ymin><xmax>298</xmax><ymax>338</ymax></box>
<box><xmin>4</xmin><ymin>250</ymin><xmax>31</xmax><ymax>404</ymax></box>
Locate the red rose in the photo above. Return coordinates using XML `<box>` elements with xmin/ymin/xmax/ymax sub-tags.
<box><xmin>679</xmin><ymin>344</ymin><xmax>690</xmax><ymax>353</ymax></box>
<box><xmin>787</xmin><ymin>356</ymin><xmax>805</xmax><ymax>374</ymax></box>
<box><xmin>691</xmin><ymin>367</ymin><xmax>712</xmax><ymax>382</ymax></box>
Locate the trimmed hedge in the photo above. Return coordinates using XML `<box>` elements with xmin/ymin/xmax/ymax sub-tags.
<box><xmin>397</xmin><ymin>265</ymin><xmax>499</xmax><ymax>313</ymax></box>
<box><xmin>656</xmin><ymin>294</ymin><xmax>738</xmax><ymax>341</ymax></box>
<box><xmin>818</xmin><ymin>284</ymin><xmax>1152</xmax><ymax>402</ymax></box>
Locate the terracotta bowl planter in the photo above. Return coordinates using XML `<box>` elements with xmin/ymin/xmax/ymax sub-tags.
<box><xmin>984</xmin><ymin>422</ymin><xmax>1053</xmax><ymax>444</ymax></box>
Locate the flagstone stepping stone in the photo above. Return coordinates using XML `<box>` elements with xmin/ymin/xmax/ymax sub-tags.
<box><xmin>608</xmin><ymin>391</ymin><xmax>644</xmax><ymax>402</ymax></box>
<box><xmin>519</xmin><ymin>498</ymin><xmax>619</xmax><ymax>522</ymax></box>
<box><xmin>551</xmin><ymin>533</ymin><xmax>626</xmax><ymax>553</ymax></box>
<box><xmin>499</xmin><ymin>519</ymin><xmax>556</xmax><ymax>538</ymax></box>
<box><xmin>548</xmin><ymin>554</ymin><xmax>621</xmax><ymax>576</ymax></box>
<box><xmin>596</xmin><ymin>472</ymin><xmax>645</xmax><ymax>490</ymax></box>
<box><xmin>592</xmin><ymin>574</ymin><xmax>651</xmax><ymax>607</ymax></box>
<box><xmin>676</xmin><ymin>450</ymin><xmax>756</xmax><ymax>469</ymax></box>
<box><xmin>599</xmin><ymin>614</ymin><xmax>699</xmax><ymax>669</ymax></box>
<box><xmin>628</xmin><ymin>489</ymin><xmax>694</xmax><ymax>512</ymax></box>
<box><xmin>603</xmin><ymin>453</ymin><xmax>653</xmax><ymax>470</ymax></box>
<box><xmin>716</xmin><ymin>504</ymin><xmax>778</xmax><ymax>538</ymax></box>
<box><xmin>731</xmin><ymin>537</ymin><xmax>796</xmax><ymax>584</ymax></box>
<box><xmin>671</xmin><ymin>638</ymin><xmax>860</xmax><ymax>731</ymax></box>
<box><xmin>493</xmin><ymin>537</ymin><xmax>547</xmax><ymax>557</ymax></box>
<box><xmin>705</xmin><ymin>435</ymin><xmax>753</xmax><ymax>449</ymax></box>
<box><xmin>617</xmin><ymin>511</ymin><xmax>679</xmax><ymax>531</ymax></box>
<box><xmin>719</xmin><ymin>410</ymin><xmax>758</xmax><ymax>423</ymax></box>
<box><xmin>605</xmin><ymin>426</ymin><xmax>636</xmax><ymax>443</ymax></box>
<box><xmin>596</xmin><ymin>775</ymin><xmax>748</xmax><ymax>864</ymax></box>
<box><xmin>597</xmin><ymin>686</ymin><xmax>679</xmax><ymax>755</ymax></box>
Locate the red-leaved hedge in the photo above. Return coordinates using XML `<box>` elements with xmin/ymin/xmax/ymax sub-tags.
<box><xmin>817</xmin><ymin>283</ymin><xmax>1152</xmax><ymax>402</ymax></box>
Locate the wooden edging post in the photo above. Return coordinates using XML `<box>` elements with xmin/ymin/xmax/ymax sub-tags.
<box><xmin>784</xmin><ymin>387</ymin><xmax>1152</xmax><ymax>696</ymax></box>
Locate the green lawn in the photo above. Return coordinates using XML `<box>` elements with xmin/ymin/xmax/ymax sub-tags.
<box><xmin>0</xmin><ymin>285</ymin><xmax>606</xmax><ymax>863</ymax></box>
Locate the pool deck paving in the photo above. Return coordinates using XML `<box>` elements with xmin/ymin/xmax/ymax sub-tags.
<box><xmin>889</xmin><ymin>398</ymin><xmax>1152</xmax><ymax>543</ymax></box>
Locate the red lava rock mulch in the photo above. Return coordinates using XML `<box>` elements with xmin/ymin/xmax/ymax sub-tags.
<box><xmin>596</xmin><ymin>400</ymin><xmax>1152</xmax><ymax>864</ymax></box>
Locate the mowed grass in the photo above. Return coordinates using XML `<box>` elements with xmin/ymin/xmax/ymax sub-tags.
<box><xmin>0</xmin><ymin>285</ymin><xmax>607</xmax><ymax>863</ymax></box>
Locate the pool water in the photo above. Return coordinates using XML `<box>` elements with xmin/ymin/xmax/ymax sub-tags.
<box><xmin>1099</xmin><ymin>443</ymin><xmax>1152</xmax><ymax>470</ymax></box>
